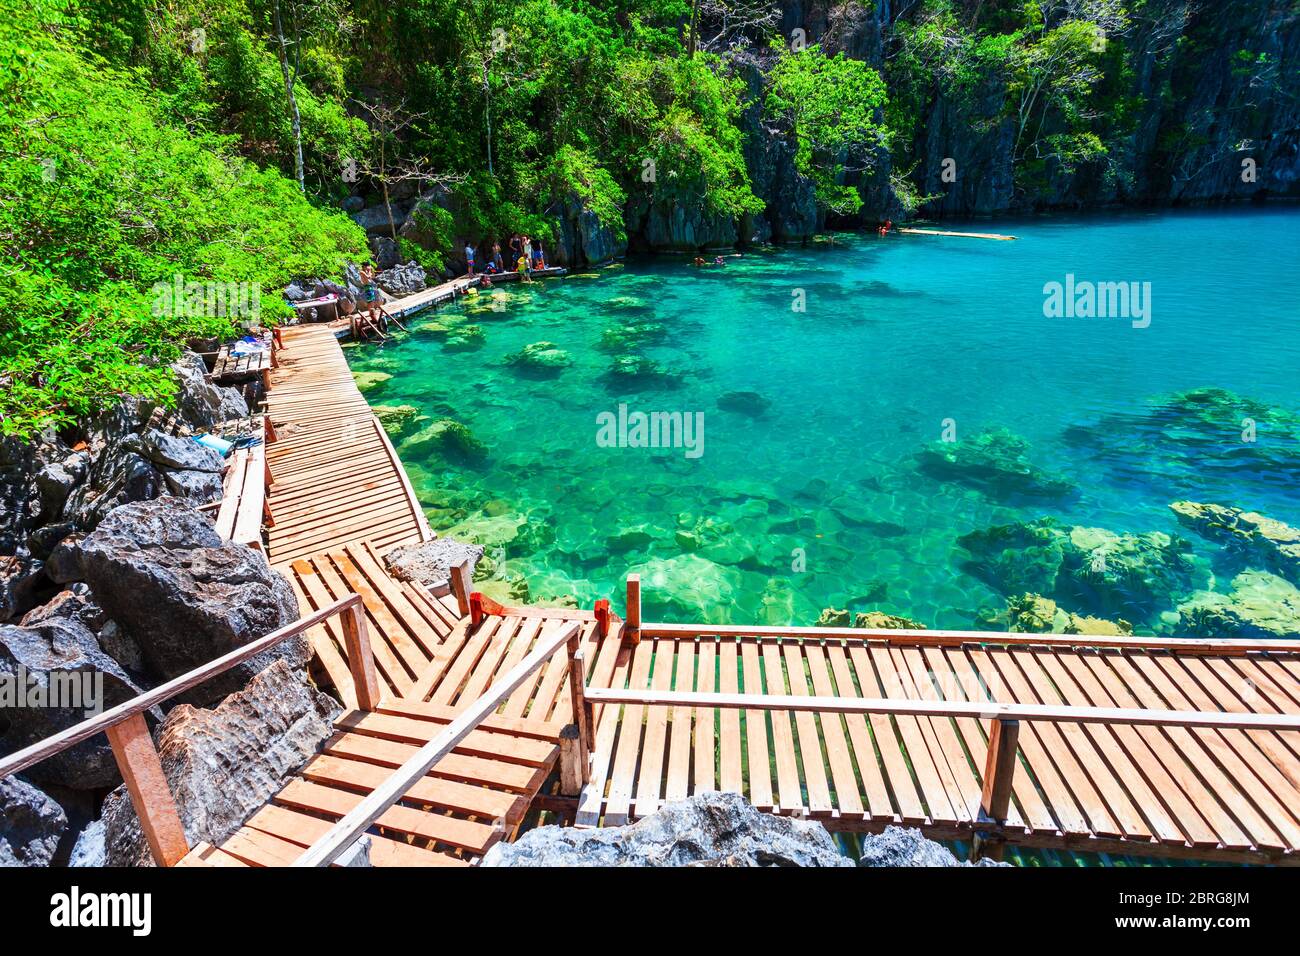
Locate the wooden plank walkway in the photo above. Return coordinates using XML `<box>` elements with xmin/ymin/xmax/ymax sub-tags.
<box><xmin>263</xmin><ymin>324</ymin><xmax>430</xmax><ymax>566</ymax></box>
<box><xmin>179</xmin><ymin>698</ymin><xmax>562</xmax><ymax>867</ymax></box>
<box><xmin>386</xmin><ymin>267</ymin><xmax>568</xmax><ymax>320</ymax></box>
<box><xmin>573</xmin><ymin>626</ymin><xmax>1300</xmax><ymax>865</ymax></box>
<box><xmin>226</xmin><ymin>313</ymin><xmax>1300</xmax><ymax>867</ymax></box>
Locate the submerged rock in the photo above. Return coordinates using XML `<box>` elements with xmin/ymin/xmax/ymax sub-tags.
<box><xmin>977</xmin><ymin>593</ymin><xmax>1132</xmax><ymax>636</ymax></box>
<box><xmin>1177</xmin><ymin>571</ymin><xmax>1300</xmax><ymax>640</ymax></box>
<box><xmin>383</xmin><ymin>538</ymin><xmax>484</xmax><ymax>590</ymax></box>
<box><xmin>352</xmin><ymin>370</ymin><xmax>392</xmax><ymax>392</ymax></box>
<box><xmin>958</xmin><ymin>518</ymin><xmax>1196</xmax><ymax>620</ymax></box>
<box><xmin>0</xmin><ymin>776</ymin><xmax>67</xmax><ymax>867</ymax></box>
<box><xmin>65</xmin><ymin>497</ymin><xmax>305</xmax><ymax>705</ymax></box>
<box><xmin>481</xmin><ymin>791</ymin><xmax>851</xmax><ymax>867</ymax></box>
<box><xmin>443</xmin><ymin>324</ymin><xmax>485</xmax><ymax>350</ymax></box>
<box><xmin>717</xmin><ymin>390</ymin><xmax>772</xmax><ymax>417</ymax></box>
<box><xmin>401</xmin><ymin>418</ymin><xmax>488</xmax><ymax>461</ymax></box>
<box><xmin>916</xmin><ymin>427</ymin><xmax>1075</xmax><ymax>499</ymax></box>
<box><xmin>504</xmin><ymin>341</ymin><xmax>573</xmax><ymax>372</ymax></box>
<box><xmin>371</xmin><ymin>404</ymin><xmax>420</xmax><ymax>435</ymax></box>
<box><xmin>817</xmin><ymin>607</ymin><xmax>925</xmax><ymax>630</ymax></box>
<box><xmin>1170</xmin><ymin>501</ymin><xmax>1300</xmax><ymax>585</ymax></box>
<box><xmin>598</xmin><ymin>320</ymin><xmax>668</xmax><ymax>353</ymax></box>
<box><xmin>627</xmin><ymin>554</ymin><xmax>743</xmax><ymax>624</ymax></box>
<box><xmin>102</xmin><ymin>660</ymin><xmax>339</xmax><ymax>866</ymax></box>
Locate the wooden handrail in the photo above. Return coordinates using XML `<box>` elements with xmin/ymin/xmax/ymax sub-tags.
<box><xmin>0</xmin><ymin>592</ymin><xmax>366</xmax><ymax>781</ymax></box>
<box><xmin>582</xmin><ymin>688</ymin><xmax>1300</xmax><ymax>732</ymax></box>
<box><xmin>637</xmin><ymin>621</ymin><xmax>1300</xmax><ymax>656</ymax></box>
<box><xmin>0</xmin><ymin>593</ymin><xmax>374</xmax><ymax>869</ymax></box>
<box><xmin>293</xmin><ymin>619</ymin><xmax>583</xmax><ymax>867</ymax></box>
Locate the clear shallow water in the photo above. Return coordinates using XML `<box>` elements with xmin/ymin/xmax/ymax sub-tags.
<box><xmin>348</xmin><ymin>208</ymin><xmax>1300</xmax><ymax>629</ymax></box>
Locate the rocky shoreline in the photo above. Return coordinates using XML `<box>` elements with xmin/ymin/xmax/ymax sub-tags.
<box><xmin>0</xmin><ymin>357</ymin><xmax>339</xmax><ymax>866</ymax></box>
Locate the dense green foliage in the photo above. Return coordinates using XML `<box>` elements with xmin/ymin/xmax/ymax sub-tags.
<box><xmin>2</xmin><ymin>0</ymin><xmax>1283</xmax><ymax>434</ymax></box>
<box><xmin>0</xmin><ymin>0</ymin><xmax>367</xmax><ymax>436</ymax></box>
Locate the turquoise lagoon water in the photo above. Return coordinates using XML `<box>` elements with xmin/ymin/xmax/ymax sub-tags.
<box><xmin>347</xmin><ymin>208</ymin><xmax>1300</xmax><ymax>629</ymax></box>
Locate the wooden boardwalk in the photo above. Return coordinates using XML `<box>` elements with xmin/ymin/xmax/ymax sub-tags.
<box><xmin>573</xmin><ymin>622</ymin><xmax>1300</xmax><ymax>865</ymax></box>
<box><xmin>264</xmin><ymin>324</ymin><xmax>430</xmax><ymax>566</ymax></box>
<box><xmin>179</xmin><ymin>313</ymin><xmax>1300</xmax><ymax>867</ymax></box>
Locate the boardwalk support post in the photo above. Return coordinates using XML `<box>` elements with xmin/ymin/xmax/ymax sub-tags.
<box><xmin>450</xmin><ymin>559</ymin><xmax>473</xmax><ymax>618</ymax></box>
<box><xmin>469</xmin><ymin>591</ymin><xmax>486</xmax><ymax>628</ymax></box>
<box><xmin>341</xmin><ymin>600</ymin><xmax>381</xmax><ymax>711</ymax></box>
<box><xmin>624</xmin><ymin>574</ymin><xmax>641</xmax><ymax>645</ymax></box>
<box><xmin>559</xmin><ymin>628</ymin><xmax>591</xmax><ymax>794</ymax></box>
<box><xmin>593</xmin><ymin>598</ymin><xmax>611</xmax><ymax>638</ymax></box>
<box><xmin>105</xmin><ymin>713</ymin><xmax>189</xmax><ymax>867</ymax></box>
<box><xmin>973</xmin><ymin>717</ymin><xmax>1019</xmax><ymax>862</ymax></box>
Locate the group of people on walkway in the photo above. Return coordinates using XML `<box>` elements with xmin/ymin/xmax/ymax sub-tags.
<box><xmin>464</xmin><ymin>233</ymin><xmax>546</xmax><ymax>279</ymax></box>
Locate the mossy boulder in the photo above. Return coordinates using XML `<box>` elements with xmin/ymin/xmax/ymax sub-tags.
<box><xmin>958</xmin><ymin>518</ymin><xmax>1196</xmax><ymax>620</ymax></box>
<box><xmin>1170</xmin><ymin>501</ymin><xmax>1300</xmax><ymax>585</ymax></box>
<box><xmin>352</xmin><ymin>370</ymin><xmax>392</xmax><ymax>392</ymax></box>
<box><xmin>372</xmin><ymin>404</ymin><xmax>419</xmax><ymax>434</ymax></box>
<box><xmin>977</xmin><ymin>593</ymin><xmax>1132</xmax><ymax>635</ymax></box>
<box><xmin>505</xmin><ymin>341</ymin><xmax>572</xmax><ymax>371</ymax></box>
<box><xmin>717</xmin><ymin>390</ymin><xmax>771</xmax><ymax>417</ymax></box>
<box><xmin>598</xmin><ymin>320</ymin><xmax>668</xmax><ymax>353</ymax></box>
<box><xmin>1176</xmin><ymin>571</ymin><xmax>1300</xmax><ymax>640</ymax></box>
<box><xmin>444</xmin><ymin>325</ymin><xmax>485</xmax><ymax>350</ymax></box>
<box><xmin>916</xmin><ymin>427</ymin><xmax>1075</xmax><ymax>499</ymax></box>
<box><xmin>400</xmin><ymin>418</ymin><xmax>487</xmax><ymax>460</ymax></box>
<box><xmin>816</xmin><ymin>607</ymin><xmax>925</xmax><ymax>629</ymax></box>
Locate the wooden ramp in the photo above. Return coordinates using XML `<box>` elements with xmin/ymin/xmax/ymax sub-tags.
<box><xmin>264</xmin><ymin>324</ymin><xmax>430</xmax><ymax>566</ymax></box>
<box><xmin>574</xmin><ymin>625</ymin><xmax>1300</xmax><ymax>864</ymax></box>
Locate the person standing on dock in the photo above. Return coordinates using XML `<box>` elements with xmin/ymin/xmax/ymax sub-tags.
<box><xmin>532</xmin><ymin>238</ymin><xmax>545</xmax><ymax>270</ymax></box>
<box><xmin>359</xmin><ymin>262</ymin><xmax>382</xmax><ymax>332</ymax></box>
<box><xmin>522</xmin><ymin>234</ymin><xmax>533</xmax><ymax>271</ymax></box>
<box><xmin>492</xmin><ymin>240</ymin><xmax>504</xmax><ymax>273</ymax></box>
<box><xmin>465</xmin><ymin>241</ymin><xmax>476</xmax><ymax>277</ymax></box>
<box><xmin>509</xmin><ymin>233</ymin><xmax>522</xmax><ymax>271</ymax></box>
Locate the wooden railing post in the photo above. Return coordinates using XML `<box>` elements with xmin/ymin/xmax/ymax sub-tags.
<box><xmin>974</xmin><ymin>717</ymin><xmax>1019</xmax><ymax>862</ymax></box>
<box><xmin>450</xmin><ymin>559</ymin><xmax>473</xmax><ymax>618</ymax></box>
<box><xmin>469</xmin><ymin>591</ymin><xmax>486</xmax><ymax>628</ymax></box>
<box><xmin>340</xmin><ymin>600</ymin><xmax>381</xmax><ymax>711</ymax></box>
<box><xmin>559</xmin><ymin>629</ymin><xmax>591</xmax><ymax>795</ymax></box>
<box><xmin>624</xmin><ymin>574</ymin><xmax>641</xmax><ymax>645</ymax></box>
<box><xmin>105</xmin><ymin>713</ymin><xmax>189</xmax><ymax>867</ymax></box>
<box><xmin>593</xmin><ymin>598</ymin><xmax>611</xmax><ymax>638</ymax></box>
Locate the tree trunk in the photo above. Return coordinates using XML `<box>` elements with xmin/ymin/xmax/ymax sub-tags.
<box><xmin>687</xmin><ymin>0</ymin><xmax>699</xmax><ymax>58</ymax></box>
<box><xmin>483</xmin><ymin>63</ymin><xmax>494</xmax><ymax>177</ymax></box>
<box><xmin>272</xmin><ymin>0</ymin><xmax>306</xmax><ymax>191</ymax></box>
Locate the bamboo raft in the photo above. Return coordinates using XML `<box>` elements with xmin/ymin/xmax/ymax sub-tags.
<box><xmin>899</xmin><ymin>227</ymin><xmax>1018</xmax><ymax>240</ymax></box>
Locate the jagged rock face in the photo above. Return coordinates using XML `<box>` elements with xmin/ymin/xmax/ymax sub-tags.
<box><xmin>101</xmin><ymin>660</ymin><xmax>339</xmax><ymax>866</ymax></box>
<box><xmin>550</xmin><ymin>194</ymin><xmax>628</xmax><ymax>267</ymax></box>
<box><xmin>171</xmin><ymin>354</ymin><xmax>248</xmax><ymax>429</ymax></box>
<box><xmin>19</xmin><ymin>584</ymin><xmax>107</xmax><ymax>634</ymax></box>
<box><xmin>482</xmin><ymin>791</ymin><xmax>853</xmax><ymax>867</ymax></box>
<box><xmin>383</xmin><ymin>538</ymin><xmax>484</xmax><ymax>590</ymax></box>
<box><xmin>858</xmin><ymin>825</ymin><xmax>1008</xmax><ymax>867</ymax></box>
<box><xmin>1170</xmin><ymin>501</ymin><xmax>1300</xmax><ymax>586</ymax></box>
<box><xmin>625</xmin><ymin>193</ymin><xmax>741</xmax><ymax>253</ymax></box>
<box><xmin>0</xmin><ymin>776</ymin><xmax>68</xmax><ymax>866</ymax></box>
<box><xmin>376</xmin><ymin>261</ymin><xmax>427</xmax><ymax>296</ymax></box>
<box><xmin>66</xmin><ymin>497</ymin><xmax>305</xmax><ymax>705</ymax></box>
<box><xmin>0</xmin><ymin>617</ymin><xmax>145</xmax><ymax>789</ymax></box>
